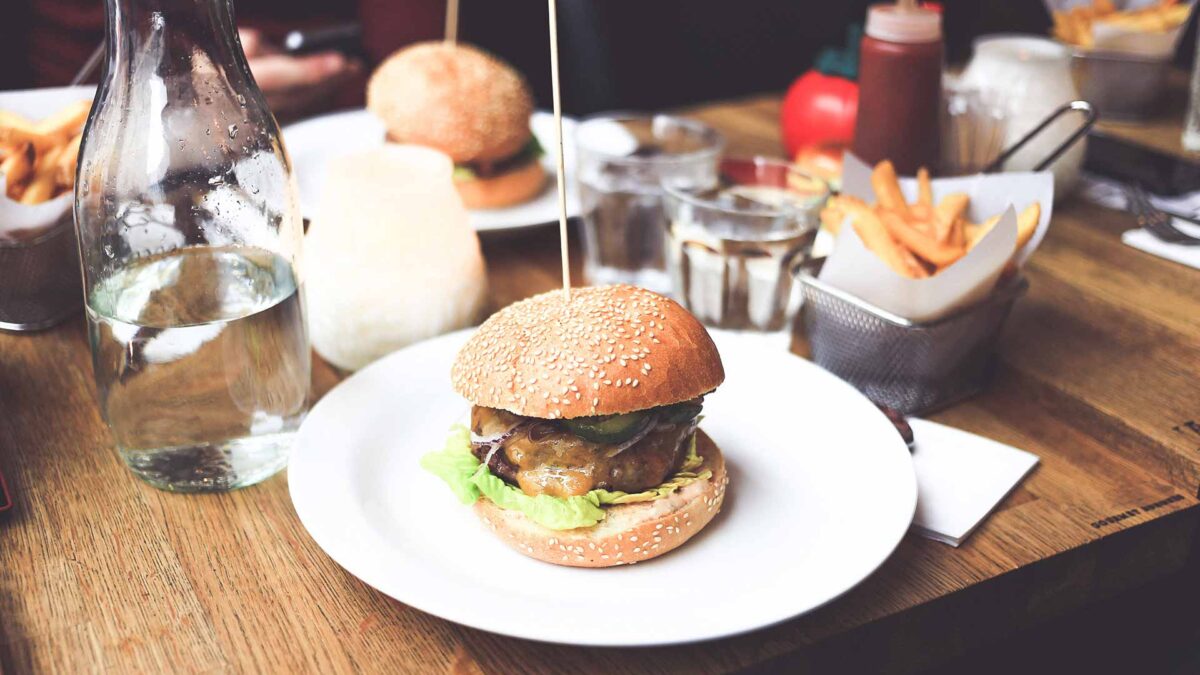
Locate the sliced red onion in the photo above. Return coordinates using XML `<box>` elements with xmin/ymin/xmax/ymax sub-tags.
<box><xmin>482</xmin><ymin>442</ymin><xmax>504</xmax><ymax>469</ymax></box>
<box><xmin>604</xmin><ymin>413</ymin><xmax>658</xmax><ymax>457</ymax></box>
<box><xmin>471</xmin><ymin>420</ymin><xmax>527</xmax><ymax>472</ymax></box>
<box><xmin>470</xmin><ymin>419</ymin><xmax>526</xmax><ymax>446</ymax></box>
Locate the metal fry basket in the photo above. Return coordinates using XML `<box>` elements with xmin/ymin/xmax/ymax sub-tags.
<box><xmin>798</xmin><ymin>272</ymin><xmax>1028</xmax><ymax>415</ymax></box>
<box><xmin>0</xmin><ymin>217</ymin><xmax>82</xmax><ymax>331</ymax></box>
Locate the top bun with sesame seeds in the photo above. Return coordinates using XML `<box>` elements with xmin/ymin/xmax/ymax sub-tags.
<box><xmin>367</xmin><ymin>41</ymin><xmax>535</xmax><ymax>165</ymax></box>
<box><xmin>451</xmin><ymin>285</ymin><xmax>725</xmax><ymax>419</ymax></box>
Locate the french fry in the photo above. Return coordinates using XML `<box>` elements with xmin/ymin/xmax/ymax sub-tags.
<box><xmin>916</xmin><ymin>167</ymin><xmax>933</xmax><ymax>207</ymax></box>
<box><xmin>57</xmin><ymin>133</ymin><xmax>82</xmax><ymax>189</ymax></box>
<box><xmin>966</xmin><ymin>214</ymin><xmax>1001</xmax><ymax>250</ymax></box>
<box><xmin>951</xmin><ymin>217</ymin><xmax>966</xmax><ymax>249</ymax></box>
<box><xmin>1054</xmin><ymin>0</ymin><xmax>1187</xmax><ymax>47</ymax></box>
<box><xmin>1014</xmin><ymin>202</ymin><xmax>1041</xmax><ymax>253</ymax></box>
<box><xmin>880</xmin><ymin>209</ymin><xmax>966</xmax><ymax>267</ymax></box>
<box><xmin>20</xmin><ymin>143</ymin><xmax>65</xmax><ymax>204</ymax></box>
<box><xmin>841</xmin><ymin>196</ymin><xmax>926</xmax><ymax>278</ymax></box>
<box><xmin>871</xmin><ymin>160</ymin><xmax>908</xmax><ymax>215</ymax></box>
<box><xmin>907</xmin><ymin>204</ymin><xmax>936</xmax><ymax>237</ymax></box>
<box><xmin>1052</xmin><ymin>11</ymin><xmax>1076</xmax><ymax>44</ymax></box>
<box><xmin>894</xmin><ymin>242</ymin><xmax>929</xmax><ymax>279</ymax></box>
<box><xmin>33</xmin><ymin>100</ymin><xmax>90</xmax><ymax>141</ymax></box>
<box><xmin>0</xmin><ymin>115</ymin><xmax>55</xmax><ymax>151</ymax></box>
<box><xmin>0</xmin><ymin>100</ymin><xmax>89</xmax><ymax>154</ymax></box>
<box><xmin>820</xmin><ymin>205</ymin><xmax>844</xmax><ymax>236</ymax></box>
<box><xmin>933</xmin><ymin>192</ymin><xmax>969</xmax><ymax>243</ymax></box>
<box><xmin>20</xmin><ymin>173</ymin><xmax>56</xmax><ymax>204</ymax></box>
<box><xmin>1</xmin><ymin>142</ymin><xmax>35</xmax><ymax>196</ymax></box>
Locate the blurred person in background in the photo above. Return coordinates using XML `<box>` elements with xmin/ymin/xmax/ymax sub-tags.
<box><xmin>2</xmin><ymin>0</ymin><xmax>445</xmax><ymax>119</ymax></box>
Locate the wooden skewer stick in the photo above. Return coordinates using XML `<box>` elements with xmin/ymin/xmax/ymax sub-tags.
<box><xmin>547</xmin><ymin>0</ymin><xmax>571</xmax><ymax>301</ymax></box>
<box><xmin>445</xmin><ymin>0</ymin><xmax>459</xmax><ymax>44</ymax></box>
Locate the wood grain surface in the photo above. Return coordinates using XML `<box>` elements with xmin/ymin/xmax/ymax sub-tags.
<box><xmin>2</xmin><ymin>89</ymin><xmax>1200</xmax><ymax>674</ymax></box>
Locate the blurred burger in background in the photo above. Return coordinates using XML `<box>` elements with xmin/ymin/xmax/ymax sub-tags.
<box><xmin>367</xmin><ymin>42</ymin><xmax>546</xmax><ymax>209</ymax></box>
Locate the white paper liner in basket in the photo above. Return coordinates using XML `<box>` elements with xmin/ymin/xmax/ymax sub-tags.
<box><xmin>1044</xmin><ymin>0</ymin><xmax>1194</xmax><ymax>58</ymax></box>
<box><xmin>0</xmin><ymin>86</ymin><xmax>94</xmax><ymax>244</ymax></box>
<box><xmin>818</xmin><ymin>154</ymin><xmax>1055</xmax><ymax>323</ymax></box>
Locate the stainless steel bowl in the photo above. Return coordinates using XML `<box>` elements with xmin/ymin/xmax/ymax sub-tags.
<box><xmin>1071</xmin><ymin>49</ymin><xmax>1171</xmax><ymax>121</ymax></box>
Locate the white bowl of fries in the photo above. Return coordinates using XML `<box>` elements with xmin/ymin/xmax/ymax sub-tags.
<box><xmin>800</xmin><ymin>155</ymin><xmax>1053</xmax><ymax>412</ymax></box>
<box><xmin>0</xmin><ymin>87</ymin><xmax>93</xmax><ymax>330</ymax></box>
<box><xmin>0</xmin><ymin>86</ymin><xmax>92</xmax><ymax>243</ymax></box>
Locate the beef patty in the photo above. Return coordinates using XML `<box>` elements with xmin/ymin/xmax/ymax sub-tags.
<box><xmin>470</xmin><ymin>406</ymin><xmax>696</xmax><ymax>498</ymax></box>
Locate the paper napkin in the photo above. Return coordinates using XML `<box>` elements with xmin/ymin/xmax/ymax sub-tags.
<box><xmin>1079</xmin><ymin>174</ymin><xmax>1200</xmax><ymax>271</ymax></box>
<box><xmin>1121</xmin><ymin>223</ymin><xmax>1200</xmax><ymax>270</ymax></box>
<box><xmin>909</xmin><ymin>418</ymin><xmax>1039</xmax><ymax>547</ymax></box>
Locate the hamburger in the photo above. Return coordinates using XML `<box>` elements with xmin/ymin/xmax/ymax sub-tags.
<box><xmin>421</xmin><ymin>285</ymin><xmax>728</xmax><ymax>567</ymax></box>
<box><xmin>367</xmin><ymin>42</ymin><xmax>546</xmax><ymax>210</ymax></box>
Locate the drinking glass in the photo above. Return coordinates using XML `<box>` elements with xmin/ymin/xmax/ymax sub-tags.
<box><xmin>575</xmin><ymin>115</ymin><xmax>723</xmax><ymax>293</ymax></box>
<box><xmin>664</xmin><ymin>157</ymin><xmax>826</xmax><ymax>334</ymax></box>
<box><xmin>74</xmin><ymin>0</ymin><xmax>310</xmax><ymax>491</ymax></box>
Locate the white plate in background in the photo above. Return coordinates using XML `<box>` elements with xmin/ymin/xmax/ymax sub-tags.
<box><xmin>284</xmin><ymin>110</ymin><xmax>580</xmax><ymax>232</ymax></box>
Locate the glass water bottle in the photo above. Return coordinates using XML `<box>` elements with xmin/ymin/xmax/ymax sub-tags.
<box><xmin>75</xmin><ymin>0</ymin><xmax>310</xmax><ymax>492</ymax></box>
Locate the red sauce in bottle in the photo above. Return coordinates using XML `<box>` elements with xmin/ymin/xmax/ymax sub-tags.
<box><xmin>852</xmin><ymin>2</ymin><xmax>943</xmax><ymax>175</ymax></box>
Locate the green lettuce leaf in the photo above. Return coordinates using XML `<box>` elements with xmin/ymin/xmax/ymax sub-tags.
<box><xmin>471</xmin><ymin>464</ymin><xmax>607</xmax><ymax>529</ymax></box>
<box><xmin>418</xmin><ymin>425</ymin><xmax>480</xmax><ymax>504</ymax></box>
<box><xmin>420</xmin><ymin>424</ymin><xmax>709</xmax><ymax>531</ymax></box>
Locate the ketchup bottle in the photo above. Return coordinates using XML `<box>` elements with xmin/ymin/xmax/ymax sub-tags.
<box><xmin>851</xmin><ymin>1</ymin><xmax>943</xmax><ymax>175</ymax></box>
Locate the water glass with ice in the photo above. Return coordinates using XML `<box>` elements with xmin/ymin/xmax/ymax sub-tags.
<box><xmin>664</xmin><ymin>157</ymin><xmax>826</xmax><ymax>334</ymax></box>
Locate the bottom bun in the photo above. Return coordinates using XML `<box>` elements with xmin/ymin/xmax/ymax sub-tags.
<box><xmin>473</xmin><ymin>429</ymin><xmax>728</xmax><ymax>568</ymax></box>
<box><xmin>456</xmin><ymin>160</ymin><xmax>546</xmax><ymax>210</ymax></box>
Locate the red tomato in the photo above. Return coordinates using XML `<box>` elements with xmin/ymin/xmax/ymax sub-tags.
<box><xmin>780</xmin><ymin>70</ymin><xmax>859</xmax><ymax>158</ymax></box>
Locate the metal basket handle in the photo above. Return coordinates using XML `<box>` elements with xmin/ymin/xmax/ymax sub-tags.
<box><xmin>982</xmin><ymin>100</ymin><xmax>1097</xmax><ymax>174</ymax></box>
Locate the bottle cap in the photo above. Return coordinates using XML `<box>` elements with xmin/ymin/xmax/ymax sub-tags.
<box><xmin>865</xmin><ymin>3</ymin><xmax>941</xmax><ymax>43</ymax></box>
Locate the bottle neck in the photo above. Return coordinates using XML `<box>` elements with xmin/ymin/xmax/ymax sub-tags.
<box><xmin>104</xmin><ymin>0</ymin><xmax>246</xmax><ymax>81</ymax></box>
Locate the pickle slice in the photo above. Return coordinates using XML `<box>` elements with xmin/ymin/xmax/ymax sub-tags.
<box><xmin>659</xmin><ymin>402</ymin><xmax>702</xmax><ymax>425</ymax></box>
<box><xmin>563</xmin><ymin>412</ymin><xmax>648</xmax><ymax>444</ymax></box>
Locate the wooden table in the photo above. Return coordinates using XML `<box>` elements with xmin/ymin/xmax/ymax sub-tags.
<box><xmin>3</xmin><ymin>93</ymin><xmax>1200</xmax><ymax>674</ymax></box>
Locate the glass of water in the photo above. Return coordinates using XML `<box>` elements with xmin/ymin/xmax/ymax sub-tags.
<box><xmin>74</xmin><ymin>0</ymin><xmax>310</xmax><ymax>492</ymax></box>
<box><xmin>575</xmin><ymin>114</ymin><xmax>723</xmax><ymax>293</ymax></box>
<box><xmin>664</xmin><ymin>157</ymin><xmax>827</xmax><ymax>334</ymax></box>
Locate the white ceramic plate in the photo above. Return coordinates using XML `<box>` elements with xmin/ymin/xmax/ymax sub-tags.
<box><xmin>283</xmin><ymin>110</ymin><xmax>580</xmax><ymax>232</ymax></box>
<box><xmin>289</xmin><ymin>330</ymin><xmax>916</xmax><ymax>646</ymax></box>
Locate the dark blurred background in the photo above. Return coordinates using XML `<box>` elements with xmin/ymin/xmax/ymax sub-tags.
<box><xmin>1</xmin><ymin>0</ymin><xmax>1164</xmax><ymax>116</ymax></box>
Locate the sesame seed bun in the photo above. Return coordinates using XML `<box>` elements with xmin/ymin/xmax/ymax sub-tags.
<box><xmin>451</xmin><ymin>285</ymin><xmax>725</xmax><ymax>419</ymax></box>
<box><xmin>367</xmin><ymin>42</ymin><xmax>534</xmax><ymax>164</ymax></box>
<box><xmin>455</xmin><ymin>158</ymin><xmax>547</xmax><ymax>210</ymax></box>
<box><xmin>474</xmin><ymin>430</ymin><xmax>728</xmax><ymax>567</ymax></box>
